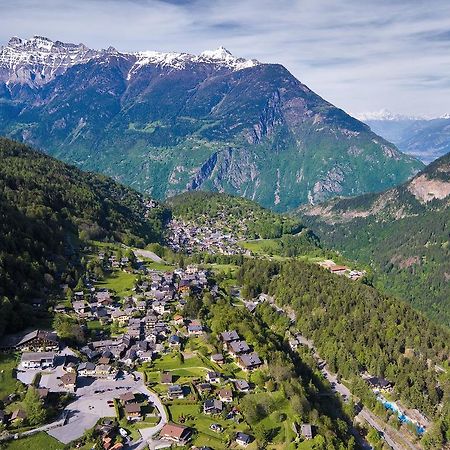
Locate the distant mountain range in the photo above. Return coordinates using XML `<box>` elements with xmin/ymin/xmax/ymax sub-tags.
<box><xmin>300</xmin><ymin>151</ymin><xmax>450</xmax><ymax>326</ymax></box>
<box><xmin>0</xmin><ymin>36</ymin><xmax>422</xmax><ymax>211</ymax></box>
<box><xmin>359</xmin><ymin>110</ymin><xmax>450</xmax><ymax>164</ymax></box>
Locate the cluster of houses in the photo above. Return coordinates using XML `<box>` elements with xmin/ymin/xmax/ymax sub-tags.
<box><xmin>54</xmin><ymin>263</ymin><xmax>212</xmax><ymax>368</ymax></box>
<box><xmin>53</xmin><ymin>267</ymin><xmax>213</xmax><ymax>390</ymax></box>
<box><xmin>0</xmin><ymin>330</ymin><xmax>64</xmax><ymax>427</ymax></box>
<box><xmin>97</xmin><ymin>251</ymin><xmax>135</xmax><ymax>272</ymax></box>
<box><xmin>167</xmin><ymin>218</ymin><xmax>246</xmax><ymax>255</ymax></box>
<box><xmin>0</xmin><ymin>262</ymin><xmax>215</xmax><ymax>402</ymax></box>
<box><xmin>220</xmin><ymin>330</ymin><xmax>263</xmax><ymax>372</ymax></box>
<box><xmin>0</xmin><ymin>258</ymin><xmax>274</xmax><ymax>447</ymax></box>
<box><xmin>117</xmin><ymin>391</ymin><xmax>153</xmax><ymax>422</ymax></box>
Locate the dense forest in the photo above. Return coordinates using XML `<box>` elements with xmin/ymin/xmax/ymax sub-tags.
<box><xmin>301</xmin><ymin>152</ymin><xmax>450</xmax><ymax>327</ymax></box>
<box><xmin>167</xmin><ymin>191</ymin><xmax>303</xmax><ymax>238</ymax></box>
<box><xmin>237</xmin><ymin>259</ymin><xmax>450</xmax><ymax>447</ymax></box>
<box><xmin>0</xmin><ymin>138</ymin><xmax>168</xmax><ymax>336</ymax></box>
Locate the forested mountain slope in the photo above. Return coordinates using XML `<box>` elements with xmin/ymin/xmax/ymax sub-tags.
<box><xmin>0</xmin><ymin>138</ymin><xmax>168</xmax><ymax>336</ymax></box>
<box><xmin>0</xmin><ymin>36</ymin><xmax>422</xmax><ymax>211</ymax></box>
<box><xmin>300</xmin><ymin>152</ymin><xmax>450</xmax><ymax>326</ymax></box>
<box><xmin>238</xmin><ymin>259</ymin><xmax>450</xmax><ymax>449</ymax></box>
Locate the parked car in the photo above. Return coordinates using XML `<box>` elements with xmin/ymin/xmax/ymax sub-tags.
<box><xmin>210</xmin><ymin>423</ymin><xmax>223</xmax><ymax>432</ymax></box>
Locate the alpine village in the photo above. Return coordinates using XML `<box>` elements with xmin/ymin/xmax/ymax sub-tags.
<box><xmin>0</xmin><ymin>18</ymin><xmax>449</xmax><ymax>450</ymax></box>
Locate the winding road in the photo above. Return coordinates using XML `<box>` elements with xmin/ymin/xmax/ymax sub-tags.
<box><xmin>266</xmin><ymin>297</ymin><xmax>420</xmax><ymax>450</ymax></box>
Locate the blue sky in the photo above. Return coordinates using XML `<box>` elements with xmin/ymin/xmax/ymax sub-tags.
<box><xmin>1</xmin><ymin>0</ymin><xmax>449</xmax><ymax>117</ymax></box>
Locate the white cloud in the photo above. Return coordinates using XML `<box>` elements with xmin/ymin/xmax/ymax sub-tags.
<box><xmin>1</xmin><ymin>0</ymin><xmax>449</xmax><ymax>116</ymax></box>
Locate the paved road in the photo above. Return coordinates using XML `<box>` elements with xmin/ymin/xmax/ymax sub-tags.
<box><xmin>133</xmin><ymin>249</ymin><xmax>166</xmax><ymax>264</ymax></box>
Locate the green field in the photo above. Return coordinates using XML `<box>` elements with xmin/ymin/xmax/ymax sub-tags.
<box><xmin>0</xmin><ymin>353</ymin><xmax>19</xmax><ymax>399</ymax></box>
<box><xmin>239</xmin><ymin>239</ymin><xmax>280</xmax><ymax>254</ymax></box>
<box><xmin>95</xmin><ymin>270</ymin><xmax>136</xmax><ymax>297</ymax></box>
<box><xmin>5</xmin><ymin>432</ymin><xmax>63</xmax><ymax>450</ymax></box>
<box><xmin>86</xmin><ymin>320</ymin><xmax>106</xmax><ymax>331</ymax></box>
<box><xmin>144</xmin><ymin>260</ymin><xmax>175</xmax><ymax>272</ymax></box>
<box><xmin>151</xmin><ymin>353</ymin><xmax>212</xmax><ymax>371</ymax></box>
<box><xmin>239</xmin><ymin>390</ymin><xmax>299</xmax><ymax>448</ymax></box>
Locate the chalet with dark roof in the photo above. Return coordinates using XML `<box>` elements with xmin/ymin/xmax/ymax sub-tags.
<box><xmin>238</xmin><ymin>352</ymin><xmax>262</xmax><ymax>371</ymax></box>
<box><xmin>229</xmin><ymin>340</ymin><xmax>250</xmax><ymax>357</ymax></box>
<box><xmin>203</xmin><ymin>399</ymin><xmax>223</xmax><ymax>414</ymax></box>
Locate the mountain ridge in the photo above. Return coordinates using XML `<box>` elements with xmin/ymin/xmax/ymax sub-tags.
<box><xmin>0</xmin><ymin>35</ymin><xmax>423</xmax><ymax>211</ymax></box>
<box><xmin>0</xmin><ymin>35</ymin><xmax>259</xmax><ymax>88</ymax></box>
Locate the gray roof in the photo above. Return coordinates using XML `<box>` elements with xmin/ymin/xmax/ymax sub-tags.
<box><xmin>239</xmin><ymin>352</ymin><xmax>262</xmax><ymax>368</ymax></box>
<box><xmin>78</xmin><ymin>361</ymin><xmax>96</xmax><ymax>371</ymax></box>
<box><xmin>229</xmin><ymin>340</ymin><xmax>250</xmax><ymax>354</ymax></box>
<box><xmin>301</xmin><ymin>424</ymin><xmax>313</xmax><ymax>438</ymax></box>
<box><xmin>17</xmin><ymin>330</ymin><xmax>58</xmax><ymax>346</ymax></box>
<box><xmin>204</xmin><ymin>399</ymin><xmax>223</xmax><ymax>411</ymax></box>
<box><xmin>21</xmin><ymin>352</ymin><xmax>55</xmax><ymax>362</ymax></box>
<box><xmin>220</xmin><ymin>330</ymin><xmax>240</xmax><ymax>342</ymax></box>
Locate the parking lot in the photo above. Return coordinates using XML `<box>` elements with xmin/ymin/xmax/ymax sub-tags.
<box><xmin>47</xmin><ymin>372</ymin><xmax>165</xmax><ymax>445</ymax></box>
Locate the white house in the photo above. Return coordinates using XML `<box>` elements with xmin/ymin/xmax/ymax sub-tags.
<box><xmin>21</xmin><ymin>352</ymin><xmax>55</xmax><ymax>369</ymax></box>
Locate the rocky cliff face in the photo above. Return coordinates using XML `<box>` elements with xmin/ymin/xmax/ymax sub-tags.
<box><xmin>0</xmin><ymin>36</ymin><xmax>423</xmax><ymax>211</ymax></box>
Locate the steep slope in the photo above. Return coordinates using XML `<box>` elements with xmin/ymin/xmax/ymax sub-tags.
<box><xmin>0</xmin><ymin>137</ymin><xmax>168</xmax><ymax>336</ymax></box>
<box><xmin>300</xmin><ymin>152</ymin><xmax>450</xmax><ymax>326</ymax></box>
<box><xmin>361</xmin><ymin>111</ymin><xmax>450</xmax><ymax>163</ymax></box>
<box><xmin>0</xmin><ymin>36</ymin><xmax>422</xmax><ymax>211</ymax></box>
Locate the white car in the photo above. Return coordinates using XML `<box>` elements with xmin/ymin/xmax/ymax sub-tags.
<box><xmin>119</xmin><ymin>428</ymin><xmax>128</xmax><ymax>438</ymax></box>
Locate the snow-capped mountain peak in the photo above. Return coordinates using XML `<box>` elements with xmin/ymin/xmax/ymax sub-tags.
<box><xmin>356</xmin><ymin>109</ymin><xmax>426</xmax><ymax>121</ymax></box>
<box><xmin>200</xmin><ymin>46</ymin><xmax>233</xmax><ymax>60</ymax></box>
<box><xmin>1</xmin><ymin>36</ymin><xmax>261</xmax><ymax>87</ymax></box>
<box><xmin>130</xmin><ymin>46</ymin><xmax>258</xmax><ymax>72</ymax></box>
<box><xmin>126</xmin><ymin>46</ymin><xmax>258</xmax><ymax>79</ymax></box>
<box><xmin>198</xmin><ymin>46</ymin><xmax>258</xmax><ymax>69</ymax></box>
<box><xmin>0</xmin><ymin>35</ymin><xmax>99</xmax><ymax>86</ymax></box>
